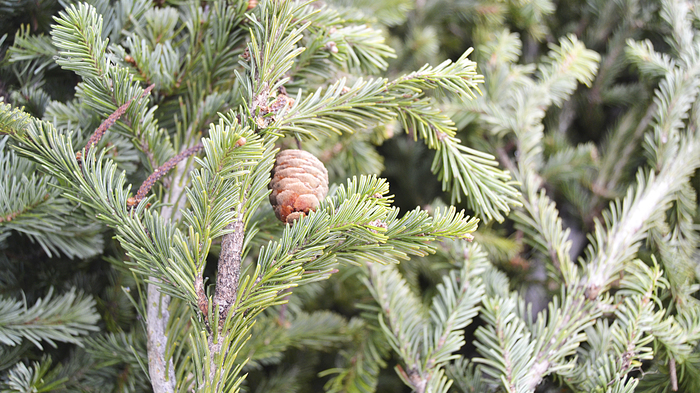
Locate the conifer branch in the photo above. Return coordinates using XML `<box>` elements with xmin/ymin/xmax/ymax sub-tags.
<box><xmin>512</xmin><ymin>171</ymin><xmax>576</xmax><ymax>284</ymax></box>
<box><xmin>477</xmin><ymin>27</ymin><xmax>700</xmax><ymax>392</ymax></box>
<box><xmin>594</xmin><ymin>103</ymin><xmax>658</xmax><ymax>194</ymax></box>
<box><xmin>268</xmin><ymin>53</ymin><xmax>519</xmax><ymax>222</ymax></box>
<box><xmin>0</xmin><ymin>288</ymin><xmax>99</xmax><ymax>350</ymax></box>
<box><xmin>321</xmin><ymin>318</ymin><xmax>390</xmax><ymax>393</ymax></box>
<box><xmin>0</xmin><ymin>102</ymin><xmax>31</xmax><ymax>136</ymax></box>
<box><xmin>10</xmin><ymin>1</ymin><xmax>700</xmax><ymax>392</ymax></box>
<box><xmin>1</xmin><ymin>356</ymin><xmax>68</xmax><ymax>392</ymax></box>
<box><xmin>50</xmin><ymin>3</ymin><xmax>109</xmax><ymax>80</ymax></box>
<box><xmin>287</xmin><ymin>1</ymin><xmax>395</xmax><ymax>78</ymax></box>
<box><xmin>364</xmin><ymin>242</ymin><xmax>487</xmax><ymax>393</ymax></box>
<box><xmin>50</xmin><ymin>3</ymin><xmax>175</xmax><ymax>170</ymax></box>
<box><xmin>583</xmin><ymin>138</ymin><xmax>700</xmax><ymax>298</ymax></box>
<box><xmin>0</xmin><ymin>135</ymin><xmax>103</xmax><ymax>258</ymax></box>
<box><xmin>241</xmin><ymin>0</ymin><xmax>310</xmax><ymax>114</ymax></box>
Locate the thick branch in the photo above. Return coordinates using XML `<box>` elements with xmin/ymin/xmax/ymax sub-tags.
<box><xmin>146</xmin><ymin>282</ymin><xmax>175</xmax><ymax>393</ymax></box>
<box><xmin>207</xmin><ymin>209</ymin><xmax>245</xmax><ymax>386</ymax></box>
<box><xmin>146</xmin><ymin>153</ymin><xmax>193</xmax><ymax>393</ymax></box>
<box><xmin>213</xmin><ymin>213</ymin><xmax>244</xmax><ymax>324</ymax></box>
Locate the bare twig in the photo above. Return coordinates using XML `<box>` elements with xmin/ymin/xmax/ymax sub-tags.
<box><xmin>128</xmin><ymin>143</ymin><xmax>203</xmax><ymax>208</ymax></box>
<box><xmin>670</xmin><ymin>356</ymin><xmax>678</xmax><ymax>391</ymax></box>
<box><xmin>83</xmin><ymin>84</ymin><xmax>155</xmax><ymax>154</ymax></box>
<box><xmin>146</xmin><ymin>282</ymin><xmax>176</xmax><ymax>393</ymax></box>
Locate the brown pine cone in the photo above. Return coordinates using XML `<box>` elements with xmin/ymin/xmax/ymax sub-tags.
<box><xmin>269</xmin><ymin>149</ymin><xmax>329</xmax><ymax>224</ymax></box>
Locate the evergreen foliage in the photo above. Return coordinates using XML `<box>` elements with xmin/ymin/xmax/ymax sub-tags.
<box><xmin>1</xmin><ymin>0</ymin><xmax>700</xmax><ymax>392</ymax></box>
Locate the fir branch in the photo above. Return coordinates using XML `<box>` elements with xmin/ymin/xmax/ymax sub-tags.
<box><xmin>190</xmin><ymin>175</ymin><xmax>478</xmax><ymax>391</ymax></box>
<box><xmin>645</xmin><ymin>64</ymin><xmax>700</xmax><ymax>166</ymax></box>
<box><xmin>511</xmin><ymin>171</ymin><xmax>576</xmax><ymax>284</ymax></box>
<box><xmin>649</xmin><ymin>183</ymin><xmax>699</xmax><ymax>303</ymax></box>
<box><xmin>242</xmin><ymin>310</ymin><xmax>349</xmax><ymax>368</ymax></box>
<box><xmin>504</xmin><ymin>136</ymin><xmax>700</xmax><ymax>390</ymax></box>
<box><xmin>50</xmin><ymin>2</ymin><xmax>109</xmax><ymax>80</ymax></box>
<box><xmin>74</xmin><ymin>68</ymin><xmax>175</xmax><ymax>170</ymax></box>
<box><xmin>477</xmin><ymin>35</ymin><xmax>600</xmax><ymax>284</ymax></box>
<box><xmin>660</xmin><ymin>0</ymin><xmax>695</xmax><ymax>60</ymax></box>
<box><xmin>143</xmin><ymin>139</ymin><xmax>207</xmax><ymax>393</ymax></box>
<box><xmin>241</xmin><ymin>0</ymin><xmax>311</xmax><ymax>115</ymax></box>
<box><xmin>6</xmin><ymin>25</ymin><xmax>58</xmax><ymax>74</ymax></box>
<box><xmin>594</xmin><ymin>103</ymin><xmax>658</xmax><ymax>195</ymax></box>
<box><xmin>0</xmin><ymin>102</ymin><xmax>31</xmax><ymax>136</ymax></box>
<box><xmin>0</xmin><ymin>288</ymin><xmax>99</xmax><ymax>350</ymax></box>
<box><xmin>425</xmin><ymin>243</ymin><xmax>487</xmax><ymax>367</ymax></box>
<box><xmin>5</xmin><ymin>108</ymin><xmax>191</xmax><ymax>393</ymax></box>
<box><xmin>473</xmin><ymin>24</ymin><xmax>700</xmax><ymax>392</ymax></box>
<box><xmin>0</xmin><ymin>136</ymin><xmax>103</xmax><ymax>258</ymax></box>
<box><xmin>625</xmin><ymin>39</ymin><xmax>676</xmax><ymax>79</ymax></box>
<box><xmin>365</xmin><ymin>263</ymin><xmax>427</xmax><ymax>373</ymax></box>
<box><xmin>474</xmin><ymin>293</ymin><xmax>535</xmax><ymax>392</ymax></box>
<box><xmin>361</xmin><ymin>242</ymin><xmax>487</xmax><ymax>393</ymax></box>
<box><xmin>445</xmin><ymin>358</ymin><xmax>489</xmax><ymax>393</ymax></box>
<box><xmin>50</xmin><ymin>3</ymin><xmax>176</xmax><ymax>169</ymax></box>
<box><xmin>538</xmin><ymin>35</ymin><xmax>600</xmax><ymax>107</ymax></box>
<box><xmin>583</xmin><ymin>137</ymin><xmax>700</xmax><ymax>298</ymax></box>
<box><xmin>270</xmin><ymin>52</ymin><xmax>519</xmax><ymax>222</ymax></box>
<box><xmin>325</xmin><ymin>0</ymin><xmax>413</xmax><ymax>26</ymax></box>
<box><xmin>84</xmin><ymin>332</ymin><xmax>150</xmax><ymax>392</ymax></box>
<box><xmin>320</xmin><ymin>318</ymin><xmax>390</xmax><ymax>393</ymax></box>
<box><xmin>288</xmin><ymin>1</ymin><xmax>395</xmax><ymax>80</ymax></box>
<box><xmin>0</xmin><ymin>356</ymin><xmax>67</xmax><ymax>393</ymax></box>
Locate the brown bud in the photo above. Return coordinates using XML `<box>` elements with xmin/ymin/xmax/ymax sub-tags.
<box><xmin>255</xmin><ymin>116</ymin><xmax>268</xmax><ymax>129</ymax></box>
<box><xmin>584</xmin><ymin>284</ymin><xmax>601</xmax><ymax>300</ymax></box>
<box><xmin>270</xmin><ymin>94</ymin><xmax>295</xmax><ymax>113</ymax></box>
<box><xmin>235</xmin><ymin>137</ymin><xmax>247</xmax><ymax>147</ymax></box>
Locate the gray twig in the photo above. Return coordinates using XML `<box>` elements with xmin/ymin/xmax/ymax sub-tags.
<box><xmin>147</xmin><ymin>152</ymin><xmax>194</xmax><ymax>393</ymax></box>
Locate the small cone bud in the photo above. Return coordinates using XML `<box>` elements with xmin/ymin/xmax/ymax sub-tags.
<box><xmin>269</xmin><ymin>149</ymin><xmax>329</xmax><ymax>224</ymax></box>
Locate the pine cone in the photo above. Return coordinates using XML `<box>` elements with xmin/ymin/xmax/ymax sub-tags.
<box><xmin>269</xmin><ymin>149</ymin><xmax>329</xmax><ymax>224</ymax></box>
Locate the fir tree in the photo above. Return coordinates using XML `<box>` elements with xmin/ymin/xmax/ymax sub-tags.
<box><xmin>1</xmin><ymin>1</ymin><xmax>700</xmax><ymax>393</ymax></box>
